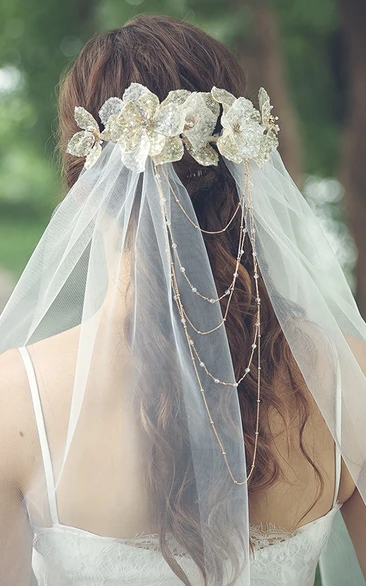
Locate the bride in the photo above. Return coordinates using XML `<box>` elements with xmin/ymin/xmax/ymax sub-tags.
<box><xmin>0</xmin><ymin>14</ymin><xmax>365</xmax><ymax>586</ymax></box>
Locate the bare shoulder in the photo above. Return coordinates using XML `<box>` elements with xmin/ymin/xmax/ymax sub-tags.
<box><xmin>0</xmin><ymin>328</ymin><xmax>79</xmax><ymax>491</ymax></box>
<box><xmin>0</xmin><ymin>348</ymin><xmax>34</xmax><ymax>488</ymax></box>
<box><xmin>344</xmin><ymin>333</ymin><xmax>366</xmax><ymax>372</ymax></box>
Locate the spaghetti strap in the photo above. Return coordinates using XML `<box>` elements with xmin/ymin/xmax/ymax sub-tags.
<box><xmin>332</xmin><ymin>338</ymin><xmax>342</xmax><ymax>508</ymax></box>
<box><xmin>18</xmin><ymin>346</ymin><xmax>59</xmax><ymax>524</ymax></box>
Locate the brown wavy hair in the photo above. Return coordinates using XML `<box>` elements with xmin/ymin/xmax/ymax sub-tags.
<box><xmin>58</xmin><ymin>14</ymin><xmax>322</xmax><ymax>586</ymax></box>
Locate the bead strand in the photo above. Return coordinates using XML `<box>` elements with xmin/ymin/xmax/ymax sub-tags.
<box><xmin>154</xmin><ymin>160</ymin><xmax>261</xmax><ymax>485</ymax></box>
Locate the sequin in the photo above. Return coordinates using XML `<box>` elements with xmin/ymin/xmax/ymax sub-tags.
<box><xmin>74</xmin><ymin>107</ymin><xmax>99</xmax><ymax>132</ymax></box>
<box><xmin>180</xmin><ymin>93</ymin><xmax>219</xmax><ymax>166</ymax></box>
<box><xmin>99</xmin><ymin>97</ymin><xmax>124</xmax><ymax>126</ymax></box>
<box><xmin>154</xmin><ymin>136</ymin><xmax>184</xmax><ymax>165</ymax></box>
<box><xmin>137</xmin><ymin>92</ymin><xmax>160</xmax><ymax>119</ymax></box>
<box><xmin>185</xmin><ymin>139</ymin><xmax>219</xmax><ymax>166</ymax></box>
<box><xmin>123</xmin><ymin>83</ymin><xmax>151</xmax><ymax>105</ymax></box>
<box><xmin>85</xmin><ymin>142</ymin><xmax>102</xmax><ymax>169</ymax></box>
<box><xmin>161</xmin><ymin>89</ymin><xmax>191</xmax><ymax>107</ymax></box>
<box><xmin>66</xmin><ymin>107</ymin><xmax>103</xmax><ymax>170</ymax></box>
<box><xmin>215</xmin><ymin>133</ymin><xmax>242</xmax><ymax>164</ymax></box>
<box><xmin>155</xmin><ymin>102</ymin><xmax>185</xmax><ymax>137</ymax></box>
<box><xmin>120</xmin><ymin>129</ymin><xmax>150</xmax><ymax>174</ymax></box>
<box><xmin>67</xmin><ymin>131</ymin><xmax>95</xmax><ymax>157</ymax></box>
<box><xmin>66</xmin><ymin>82</ymin><xmax>279</xmax><ymax>173</ymax></box>
<box><xmin>258</xmin><ymin>88</ymin><xmax>272</xmax><ymax>127</ymax></box>
<box><xmin>214</xmin><ymin>89</ymin><xmax>279</xmax><ymax>167</ymax></box>
<box><xmin>211</xmin><ymin>87</ymin><xmax>236</xmax><ymax>110</ymax></box>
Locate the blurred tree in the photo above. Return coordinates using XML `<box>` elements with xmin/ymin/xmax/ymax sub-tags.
<box><xmin>0</xmin><ymin>0</ymin><xmax>98</xmax><ymax>218</ymax></box>
<box><xmin>0</xmin><ymin>0</ymin><xmax>97</xmax><ymax>147</ymax></box>
<box><xmin>228</xmin><ymin>0</ymin><xmax>303</xmax><ymax>184</ymax></box>
<box><xmin>0</xmin><ymin>0</ymin><xmax>360</xmax><ymax>305</ymax></box>
<box><xmin>338</xmin><ymin>0</ymin><xmax>366</xmax><ymax>318</ymax></box>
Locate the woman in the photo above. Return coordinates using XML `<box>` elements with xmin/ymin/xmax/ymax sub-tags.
<box><xmin>0</xmin><ymin>14</ymin><xmax>365</xmax><ymax>586</ymax></box>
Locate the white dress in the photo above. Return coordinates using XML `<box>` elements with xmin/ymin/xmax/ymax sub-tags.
<box><xmin>19</xmin><ymin>346</ymin><xmax>342</xmax><ymax>586</ymax></box>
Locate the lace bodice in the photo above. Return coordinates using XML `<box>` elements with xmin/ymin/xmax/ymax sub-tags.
<box><xmin>32</xmin><ymin>503</ymin><xmax>340</xmax><ymax>585</ymax></box>
<box><xmin>19</xmin><ymin>345</ymin><xmax>343</xmax><ymax>585</ymax></box>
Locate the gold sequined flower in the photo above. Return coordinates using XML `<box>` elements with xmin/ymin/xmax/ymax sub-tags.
<box><xmin>66</xmin><ymin>108</ymin><xmax>102</xmax><ymax>169</ymax></box>
<box><xmin>256</xmin><ymin>87</ymin><xmax>280</xmax><ymax>168</ymax></box>
<box><xmin>180</xmin><ymin>92</ymin><xmax>220</xmax><ymax>166</ymax></box>
<box><xmin>100</xmin><ymin>83</ymin><xmax>187</xmax><ymax>173</ymax></box>
<box><xmin>66</xmin><ymin>83</ymin><xmax>280</xmax><ymax>174</ymax></box>
<box><xmin>211</xmin><ymin>87</ymin><xmax>279</xmax><ymax>167</ymax></box>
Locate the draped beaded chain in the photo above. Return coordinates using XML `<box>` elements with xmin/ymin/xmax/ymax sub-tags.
<box><xmin>65</xmin><ymin>81</ymin><xmax>278</xmax><ymax>484</ymax></box>
<box><xmin>154</xmin><ymin>160</ymin><xmax>261</xmax><ymax>485</ymax></box>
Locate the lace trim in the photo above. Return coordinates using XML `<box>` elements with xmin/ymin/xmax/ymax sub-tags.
<box><xmin>34</xmin><ymin>526</ymin><xmax>190</xmax><ymax>558</ymax></box>
<box><xmin>250</xmin><ymin>523</ymin><xmax>295</xmax><ymax>550</ymax></box>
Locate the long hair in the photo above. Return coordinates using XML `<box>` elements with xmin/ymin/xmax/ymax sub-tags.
<box><xmin>57</xmin><ymin>15</ymin><xmax>322</xmax><ymax>585</ymax></box>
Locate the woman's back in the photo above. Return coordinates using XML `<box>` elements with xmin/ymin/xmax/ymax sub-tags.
<box><xmin>3</xmin><ymin>325</ymin><xmax>353</xmax><ymax>535</ymax></box>
<box><xmin>0</xmin><ymin>325</ymin><xmax>355</xmax><ymax>586</ymax></box>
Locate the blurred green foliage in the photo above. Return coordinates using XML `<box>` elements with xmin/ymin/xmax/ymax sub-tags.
<box><xmin>0</xmin><ymin>0</ymin><xmax>346</xmax><ymax>280</ymax></box>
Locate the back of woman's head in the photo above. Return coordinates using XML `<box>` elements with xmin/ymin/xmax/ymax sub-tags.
<box><xmin>57</xmin><ymin>15</ymin><xmax>318</xmax><ymax>586</ymax></box>
<box><xmin>59</xmin><ymin>14</ymin><xmax>247</xmax><ymax>189</ymax></box>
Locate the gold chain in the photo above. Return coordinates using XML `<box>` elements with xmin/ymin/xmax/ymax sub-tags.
<box><xmin>161</xmin><ymin>168</ymin><xmax>242</xmax><ymax>235</ymax></box>
<box><xmin>153</xmin><ymin>160</ymin><xmax>261</xmax><ymax>485</ymax></box>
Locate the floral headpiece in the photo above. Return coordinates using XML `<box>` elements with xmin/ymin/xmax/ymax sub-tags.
<box><xmin>66</xmin><ymin>83</ymin><xmax>280</xmax><ymax>173</ymax></box>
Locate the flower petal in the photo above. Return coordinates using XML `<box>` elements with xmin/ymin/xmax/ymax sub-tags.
<box><xmin>183</xmin><ymin>94</ymin><xmax>218</xmax><ymax>151</ymax></box>
<box><xmin>253</xmin><ymin>132</ymin><xmax>279</xmax><ymax>167</ymax></box>
<box><xmin>200</xmin><ymin>92</ymin><xmax>220</xmax><ymax>117</ymax></box>
<box><xmin>147</xmin><ymin>129</ymin><xmax>166</xmax><ymax>156</ymax></box>
<box><xmin>258</xmin><ymin>87</ymin><xmax>272</xmax><ymax>126</ymax></box>
<box><xmin>99</xmin><ymin>97</ymin><xmax>124</xmax><ymax>126</ymax></box>
<box><xmin>100</xmin><ymin>101</ymin><xmax>141</xmax><ymax>143</ymax></box>
<box><xmin>85</xmin><ymin>142</ymin><xmax>102</xmax><ymax>169</ymax></box>
<box><xmin>225</xmin><ymin>98</ymin><xmax>261</xmax><ymax>127</ymax></box>
<box><xmin>123</xmin><ymin>82</ymin><xmax>150</xmax><ymax>104</ymax></box>
<box><xmin>74</xmin><ymin>107</ymin><xmax>99</xmax><ymax>132</ymax></box>
<box><xmin>160</xmin><ymin>89</ymin><xmax>191</xmax><ymax>108</ymax></box>
<box><xmin>185</xmin><ymin>139</ymin><xmax>219</xmax><ymax>166</ymax></box>
<box><xmin>235</xmin><ymin>121</ymin><xmax>263</xmax><ymax>159</ymax></box>
<box><xmin>211</xmin><ymin>87</ymin><xmax>236</xmax><ymax>110</ymax></box>
<box><xmin>217</xmin><ymin>132</ymin><xmax>243</xmax><ymax>164</ymax></box>
<box><xmin>123</xmin><ymin>82</ymin><xmax>160</xmax><ymax>119</ymax></box>
<box><xmin>154</xmin><ymin>136</ymin><xmax>184</xmax><ymax>165</ymax></box>
<box><xmin>137</xmin><ymin>92</ymin><xmax>160</xmax><ymax>119</ymax></box>
<box><xmin>120</xmin><ymin>129</ymin><xmax>150</xmax><ymax>173</ymax></box>
<box><xmin>66</xmin><ymin>131</ymin><xmax>95</xmax><ymax>157</ymax></box>
<box><xmin>154</xmin><ymin>102</ymin><xmax>185</xmax><ymax>137</ymax></box>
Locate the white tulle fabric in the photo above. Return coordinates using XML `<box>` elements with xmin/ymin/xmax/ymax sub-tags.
<box><xmin>21</xmin><ymin>341</ymin><xmax>341</xmax><ymax>586</ymax></box>
<box><xmin>0</xmin><ymin>140</ymin><xmax>365</xmax><ymax>585</ymax></box>
<box><xmin>31</xmin><ymin>509</ymin><xmax>340</xmax><ymax>586</ymax></box>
